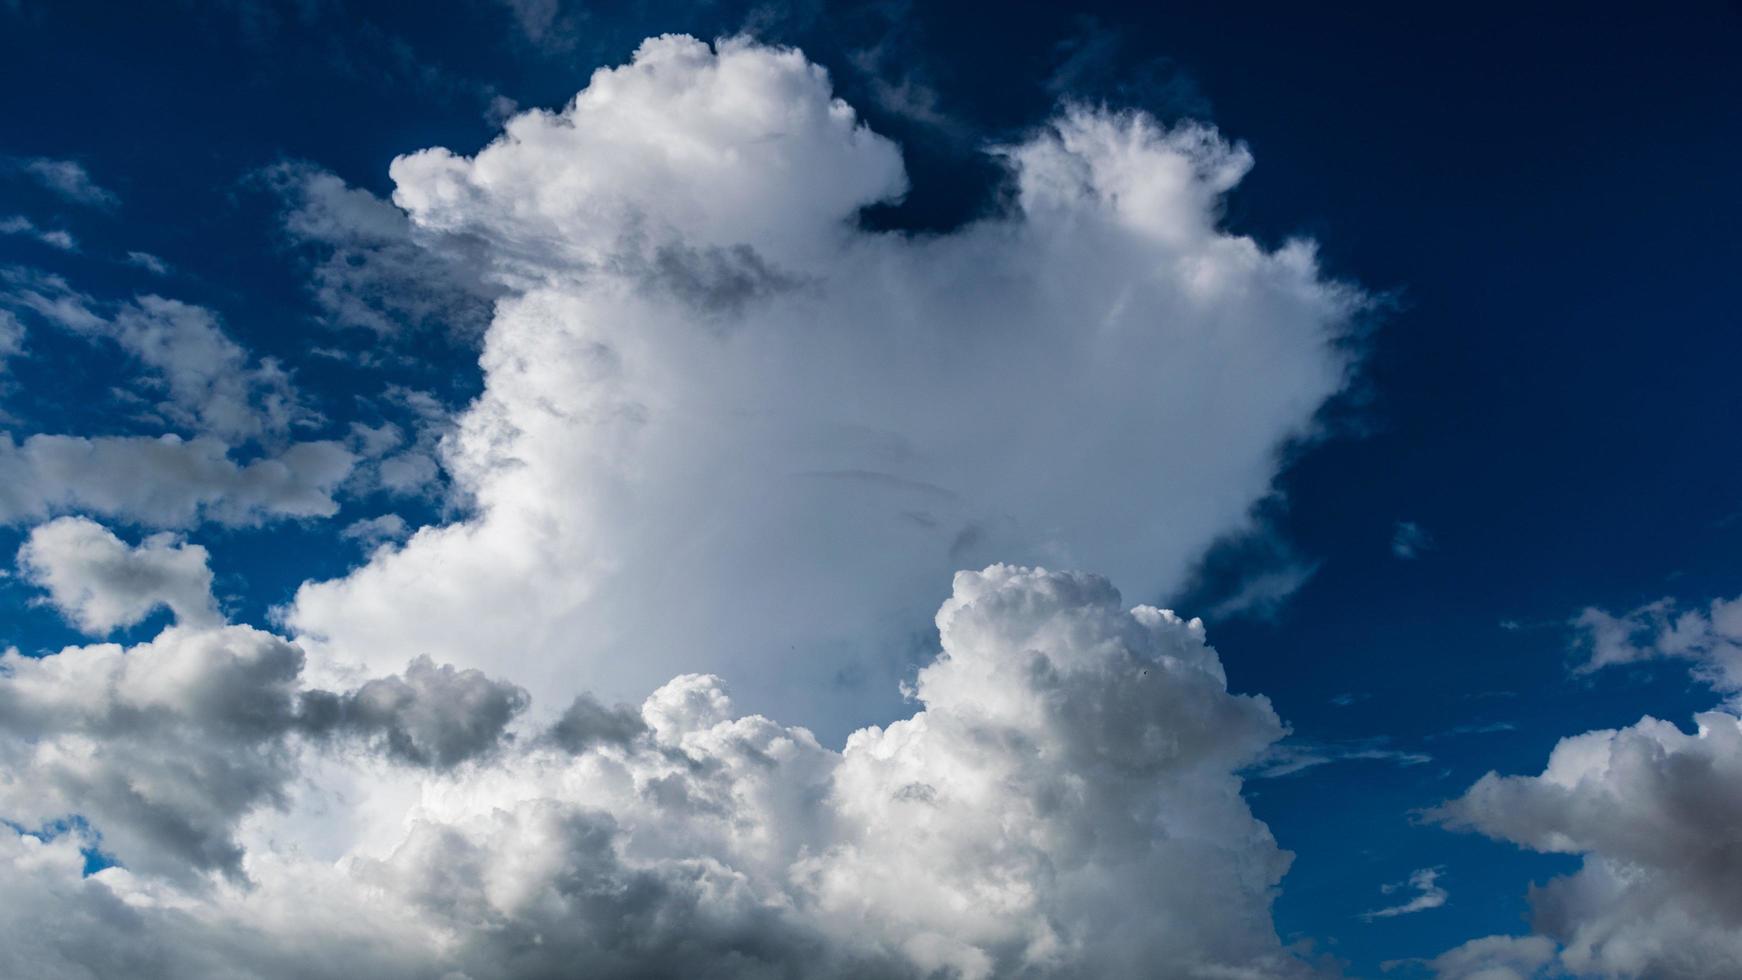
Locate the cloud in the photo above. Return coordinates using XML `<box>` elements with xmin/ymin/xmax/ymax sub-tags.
<box><xmin>261</xmin><ymin>162</ymin><xmax>500</xmax><ymax>337</ymax></box>
<box><xmin>0</xmin><ymin>564</ymin><xmax>1310</xmax><ymax>978</ymax></box>
<box><xmin>298</xmin><ymin>655</ymin><xmax>528</xmax><ymax>768</ymax></box>
<box><xmin>17</xmin><ymin>158</ymin><xmax>118</xmax><ymax>209</ymax></box>
<box><xmin>288</xmin><ymin>35</ymin><xmax>1364</xmax><ymax>734</ymax></box>
<box><xmin>0</xmin><ymin>309</ymin><xmax>22</xmax><ymax>367</ymax></box>
<box><xmin>0</xmin><ymin>215</ymin><xmax>77</xmax><ymax>251</ymax></box>
<box><xmin>0</xmin><ymin>626</ymin><xmax>525</xmax><ymax>887</ymax></box>
<box><xmin>106</xmin><ymin>296</ymin><xmax>310</xmax><ymax>441</ymax></box>
<box><xmin>16</xmin><ymin>516</ymin><xmax>220</xmax><ymax>634</ymax></box>
<box><xmin>2</xmin><ymin>274</ymin><xmax>313</xmax><ymax>442</ymax></box>
<box><xmin>1361</xmin><ymin>867</ymin><xmax>1448</xmax><ymax>921</ymax></box>
<box><xmin>1392</xmin><ymin>520</ymin><xmax>1433</xmax><ymax>559</ymax></box>
<box><xmin>1249</xmin><ymin>737</ymin><xmax>1432</xmax><ymax>778</ymax></box>
<box><xmin>1432</xmin><ymin>709</ymin><xmax>1742</xmax><ymax>977</ymax></box>
<box><xmin>0</xmin><ymin>433</ymin><xmax>355</xmax><ymax>527</ymax></box>
<box><xmin>1421</xmin><ymin>583</ymin><xmax>1742</xmax><ymax>977</ymax></box>
<box><xmin>339</xmin><ymin>513</ymin><xmax>408</xmax><ymax>549</ymax></box>
<box><xmin>125</xmin><ymin>251</ymin><xmax>171</xmax><ymax>276</ymax></box>
<box><xmin>1417</xmin><ymin>934</ymin><xmax>1557</xmax><ymax>980</ymax></box>
<box><xmin>0</xmin><ymin>624</ymin><xmax>310</xmax><ymax>881</ymax></box>
<box><xmin>1570</xmin><ymin>591</ymin><xmax>1742</xmax><ymax>698</ymax></box>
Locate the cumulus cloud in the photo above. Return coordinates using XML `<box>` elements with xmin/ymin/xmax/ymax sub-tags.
<box><xmin>299</xmin><ymin>655</ymin><xmax>528</xmax><ymax>768</ymax></box>
<box><xmin>1</xmin><ymin>564</ymin><xmax>1308</xmax><ymax>978</ymax></box>
<box><xmin>17</xmin><ymin>516</ymin><xmax>220</xmax><ymax>633</ymax></box>
<box><xmin>0</xmin><ymin>433</ymin><xmax>355</xmax><ymax>527</ymax></box>
<box><xmin>1431</xmin><ymin>710</ymin><xmax>1742</xmax><ymax>978</ymax></box>
<box><xmin>340</xmin><ymin>512</ymin><xmax>408</xmax><ymax>549</ymax></box>
<box><xmin>1423</xmin><ymin>585</ymin><xmax>1742</xmax><ymax>977</ymax></box>
<box><xmin>1570</xmin><ymin>591</ymin><xmax>1742</xmax><ymax>699</ymax></box>
<box><xmin>1419</xmin><ymin>934</ymin><xmax>1557</xmax><ymax>980</ymax></box>
<box><xmin>289</xmin><ymin>34</ymin><xmax>1363</xmax><ymax>734</ymax></box>
<box><xmin>0</xmin><ymin>626</ymin><xmax>525</xmax><ymax>886</ymax></box>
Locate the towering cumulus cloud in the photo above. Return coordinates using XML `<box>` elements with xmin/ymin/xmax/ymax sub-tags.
<box><xmin>288</xmin><ymin>35</ymin><xmax>1360</xmax><ymax>730</ymax></box>
<box><xmin>2</xmin><ymin>34</ymin><xmax>1365</xmax><ymax>979</ymax></box>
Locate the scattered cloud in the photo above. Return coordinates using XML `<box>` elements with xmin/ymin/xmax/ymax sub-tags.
<box><xmin>1250</xmin><ymin>737</ymin><xmax>1432</xmax><ymax>778</ymax></box>
<box><xmin>1428</xmin><ymin>720</ymin><xmax>1517</xmax><ymax>740</ymax></box>
<box><xmin>2</xmin><ymin>272</ymin><xmax>313</xmax><ymax>442</ymax></box>
<box><xmin>1431</xmin><ymin>709</ymin><xmax>1742</xmax><ymax>977</ymax></box>
<box><xmin>340</xmin><ymin>513</ymin><xmax>408</xmax><ymax>549</ymax></box>
<box><xmin>1409</xmin><ymin>934</ymin><xmax>1556</xmax><ymax>980</ymax></box>
<box><xmin>1570</xmin><ymin>590</ymin><xmax>1742</xmax><ymax>699</ymax></box>
<box><xmin>16</xmin><ymin>157</ymin><xmax>118</xmax><ymax>209</ymax></box>
<box><xmin>0</xmin><ymin>433</ymin><xmax>355</xmax><ymax>528</ymax></box>
<box><xmin>260</xmin><ymin>161</ymin><xmax>500</xmax><ymax>338</ymax></box>
<box><xmin>0</xmin><ymin>309</ymin><xmax>21</xmax><ymax>368</ymax></box>
<box><xmin>1361</xmin><ymin>867</ymin><xmax>1448</xmax><ymax>921</ymax></box>
<box><xmin>16</xmin><ymin>516</ymin><xmax>220</xmax><ymax>634</ymax></box>
<box><xmin>0</xmin><ymin>215</ymin><xmax>77</xmax><ymax>251</ymax></box>
<box><xmin>125</xmin><ymin>250</ymin><xmax>170</xmax><ymax>275</ymax></box>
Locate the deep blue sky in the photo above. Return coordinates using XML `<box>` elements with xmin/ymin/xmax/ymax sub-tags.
<box><xmin>2</xmin><ymin>2</ymin><xmax>1739</xmax><ymax>975</ymax></box>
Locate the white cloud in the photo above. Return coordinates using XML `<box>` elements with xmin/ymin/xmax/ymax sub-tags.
<box><xmin>16</xmin><ymin>516</ymin><xmax>220</xmax><ymax>633</ymax></box>
<box><xmin>1423</xmin><ymin>584</ymin><xmax>1742</xmax><ymax>977</ymax></box>
<box><xmin>0</xmin><ymin>624</ymin><xmax>525</xmax><ymax>886</ymax></box>
<box><xmin>289</xmin><ymin>35</ymin><xmax>1363</xmax><ymax>733</ymax></box>
<box><xmin>1420</xmin><ymin>934</ymin><xmax>1557</xmax><ymax>980</ymax></box>
<box><xmin>1249</xmin><ymin>737</ymin><xmax>1432</xmax><ymax>778</ymax></box>
<box><xmin>0</xmin><ymin>308</ymin><xmax>22</xmax><ymax>367</ymax></box>
<box><xmin>1570</xmin><ymin>591</ymin><xmax>1742</xmax><ymax>699</ymax></box>
<box><xmin>0</xmin><ymin>215</ymin><xmax>77</xmax><ymax>251</ymax></box>
<box><xmin>0</xmin><ymin>433</ymin><xmax>355</xmax><ymax>527</ymax></box>
<box><xmin>3</xmin><ymin>273</ymin><xmax>312</xmax><ymax>442</ymax></box>
<box><xmin>1432</xmin><ymin>709</ymin><xmax>1742</xmax><ymax>978</ymax></box>
<box><xmin>107</xmin><ymin>296</ymin><xmax>310</xmax><ymax>441</ymax></box>
<box><xmin>1361</xmin><ymin>866</ymin><xmax>1447</xmax><ymax>921</ymax></box>
<box><xmin>340</xmin><ymin>513</ymin><xmax>409</xmax><ymax>549</ymax></box>
<box><xmin>0</xmin><ymin>564</ymin><xmax>1309</xmax><ymax>978</ymax></box>
<box><xmin>19</xmin><ymin>157</ymin><xmax>119</xmax><ymax>209</ymax></box>
<box><xmin>125</xmin><ymin>250</ymin><xmax>171</xmax><ymax>276</ymax></box>
<box><xmin>262</xmin><ymin>162</ymin><xmax>500</xmax><ymax>337</ymax></box>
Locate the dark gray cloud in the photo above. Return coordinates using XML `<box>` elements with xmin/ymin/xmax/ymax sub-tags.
<box><xmin>301</xmin><ymin>655</ymin><xmax>528</xmax><ymax>768</ymax></box>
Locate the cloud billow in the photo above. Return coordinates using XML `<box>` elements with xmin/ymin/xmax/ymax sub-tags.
<box><xmin>1</xmin><ymin>564</ymin><xmax>1307</xmax><ymax>979</ymax></box>
<box><xmin>0</xmin><ymin>33</ymin><xmax>1371</xmax><ymax>979</ymax></box>
<box><xmin>289</xmin><ymin>34</ymin><xmax>1364</xmax><ymax>736</ymax></box>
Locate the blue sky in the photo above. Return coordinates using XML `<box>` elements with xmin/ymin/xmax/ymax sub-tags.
<box><xmin>2</xmin><ymin>3</ymin><xmax>1741</xmax><ymax>978</ymax></box>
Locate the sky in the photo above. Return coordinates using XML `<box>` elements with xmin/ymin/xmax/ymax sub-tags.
<box><xmin>1</xmin><ymin>2</ymin><xmax>1740</xmax><ymax>978</ymax></box>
